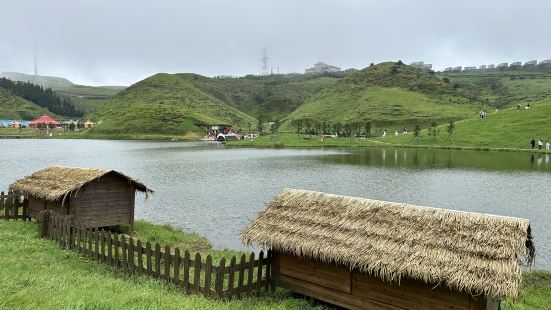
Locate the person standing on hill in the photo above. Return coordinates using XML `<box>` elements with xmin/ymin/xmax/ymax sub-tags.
<box><xmin>530</xmin><ymin>137</ymin><xmax>536</xmax><ymax>149</ymax></box>
<box><xmin>538</xmin><ymin>138</ymin><xmax>543</xmax><ymax>150</ymax></box>
<box><xmin>546</xmin><ymin>141</ymin><xmax>550</xmax><ymax>151</ymax></box>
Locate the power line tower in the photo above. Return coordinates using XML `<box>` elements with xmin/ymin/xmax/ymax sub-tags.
<box><xmin>260</xmin><ymin>48</ymin><xmax>269</xmax><ymax>76</ymax></box>
<box><xmin>33</xmin><ymin>49</ymin><xmax>38</xmax><ymax>75</ymax></box>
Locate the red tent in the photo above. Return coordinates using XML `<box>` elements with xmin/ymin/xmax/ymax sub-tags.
<box><xmin>30</xmin><ymin>115</ymin><xmax>61</xmax><ymax>128</ymax></box>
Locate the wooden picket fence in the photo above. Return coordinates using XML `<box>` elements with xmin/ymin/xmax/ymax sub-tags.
<box><xmin>0</xmin><ymin>190</ymin><xmax>28</xmax><ymax>221</ymax></box>
<box><xmin>39</xmin><ymin>211</ymin><xmax>273</xmax><ymax>300</ymax></box>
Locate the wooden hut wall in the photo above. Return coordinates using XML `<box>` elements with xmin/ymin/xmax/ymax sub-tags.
<box><xmin>272</xmin><ymin>253</ymin><xmax>492</xmax><ymax>310</ymax></box>
<box><xmin>28</xmin><ymin>197</ymin><xmax>70</xmax><ymax>219</ymax></box>
<box><xmin>72</xmin><ymin>174</ymin><xmax>134</xmax><ymax>227</ymax></box>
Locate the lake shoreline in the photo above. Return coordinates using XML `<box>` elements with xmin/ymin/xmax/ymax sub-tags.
<box><xmin>3</xmin><ymin>131</ymin><xmax>551</xmax><ymax>155</ymax></box>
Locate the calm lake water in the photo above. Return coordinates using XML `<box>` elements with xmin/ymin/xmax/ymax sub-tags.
<box><xmin>1</xmin><ymin>139</ymin><xmax>549</xmax><ymax>270</ymax></box>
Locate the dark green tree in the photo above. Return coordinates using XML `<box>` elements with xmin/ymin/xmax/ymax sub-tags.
<box><xmin>365</xmin><ymin>121</ymin><xmax>372</xmax><ymax>137</ymax></box>
<box><xmin>413</xmin><ymin>124</ymin><xmax>421</xmax><ymax>142</ymax></box>
<box><xmin>429</xmin><ymin>121</ymin><xmax>439</xmax><ymax>141</ymax></box>
<box><xmin>447</xmin><ymin>120</ymin><xmax>455</xmax><ymax>144</ymax></box>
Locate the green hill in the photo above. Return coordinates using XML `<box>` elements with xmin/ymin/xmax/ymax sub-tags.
<box><xmin>1</xmin><ymin>72</ymin><xmax>126</xmax><ymax>114</ymax></box>
<box><xmin>178</xmin><ymin>73</ymin><xmax>341</xmax><ymax>120</ymax></box>
<box><xmin>440</xmin><ymin>66</ymin><xmax>551</xmax><ymax>108</ymax></box>
<box><xmin>282</xmin><ymin>62</ymin><xmax>482</xmax><ymax>130</ymax></box>
<box><xmin>385</xmin><ymin>98</ymin><xmax>551</xmax><ymax>149</ymax></box>
<box><xmin>0</xmin><ymin>88</ymin><xmax>53</xmax><ymax>119</ymax></box>
<box><xmin>87</xmin><ymin>73</ymin><xmax>257</xmax><ymax>137</ymax></box>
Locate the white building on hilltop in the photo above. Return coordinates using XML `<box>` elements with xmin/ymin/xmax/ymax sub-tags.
<box><xmin>305</xmin><ymin>62</ymin><xmax>341</xmax><ymax>74</ymax></box>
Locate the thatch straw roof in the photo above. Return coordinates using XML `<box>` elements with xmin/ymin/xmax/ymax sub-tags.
<box><xmin>10</xmin><ymin>166</ymin><xmax>153</xmax><ymax>203</ymax></box>
<box><xmin>241</xmin><ymin>188</ymin><xmax>535</xmax><ymax>300</ymax></box>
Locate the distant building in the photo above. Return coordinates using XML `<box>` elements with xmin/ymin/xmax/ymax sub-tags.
<box><xmin>488</xmin><ymin>64</ymin><xmax>495</xmax><ymax>69</ymax></box>
<box><xmin>510</xmin><ymin>62</ymin><xmax>521</xmax><ymax>67</ymax></box>
<box><xmin>539</xmin><ymin>59</ymin><xmax>551</xmax><ymax>65</ymax></box>
<box><xmin>84</xmin><ymin>120</ymin><xmax>96</xmax><ymax>128</ymax></box>
<box><xmin>453</xmin><ymin>66</ymin><xmax>462</xmax><ymax>71</ymax></box>
<box><xmin>479</xmin><ymin>65</ymin><xmax>487</xmax><ymax>69</ymax></box>
<box><xmin>524</xmin><ymin>60</ymin><xmax>537</xmax><ymax>66</ymax></box>
<box><xmin>444</xmin><ymin>67</ymin><xmax>453</xmax><ymax>72</ymax></box>
<box><xmin>464</xmin><ymin>66</ymin><xmax>477</xmax><ymax>71</ymax></box>
<box><xmin>305</xmin><ymin>62</ymin><xmax>341</xmax><ymax>74</ymax></box>
<box><xmin>497</xmin><ymin>63</ymin><xmax>509</xmax><ymax>68</ymax></box>
<box><xmin>410</xmin><ymin>61</ymin><xmax>432</xmax><ymax>70</ymax></box>
<box><xmin>9</xmin><ymin>121</ymin><xmax>21</xmax><ymax>128</ymax></box>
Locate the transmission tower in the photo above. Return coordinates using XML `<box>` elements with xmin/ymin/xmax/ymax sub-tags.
<box><xmin>33</xmin><ymin>49</ymin><xmax>38</xmax><ymax>75</ymax></box>
<box><xmin>260</xmin><ymin>48</ymin><xmax>269</xmax><ymax>76</ymax></box>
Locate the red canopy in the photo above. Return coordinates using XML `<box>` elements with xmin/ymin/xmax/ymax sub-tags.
<box><xmin>30</xmin><ymin>115</ymin><xmax>61</xmax><ymax>127</ymax></box>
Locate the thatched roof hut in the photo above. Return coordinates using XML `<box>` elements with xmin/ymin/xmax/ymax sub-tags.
<box><xmin>242</xmin><ymin>188</ymin><xmax>535</xmax><ymax>309</ymax></box>
<box><xmin>10</xmin><ymin>166</ymin><xmax>153</xmax><ymax>227</ymax></box>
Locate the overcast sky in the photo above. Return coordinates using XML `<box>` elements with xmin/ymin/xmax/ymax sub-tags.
<box><xmin>1</xmin><ymin>0</ymin><xmax>550</xmax><ymax>86</ymax></box>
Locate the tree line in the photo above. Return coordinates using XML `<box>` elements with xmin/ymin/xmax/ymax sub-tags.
<box><xmin>289</xmin><ymin>119</ymin><xmax>376</xmax><ymax>137</ymax></box>
<box><xmin>0</xmin><ymin>78</ymin><xmax>82</xmax><ymax>117</ymax></box>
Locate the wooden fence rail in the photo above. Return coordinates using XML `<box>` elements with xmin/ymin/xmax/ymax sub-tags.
<box><xmin>0</xmin><ymin>190</ymin><xmax>28</xmax><ymax>221</ymax></box>
<box><xmin>39</xmin><ymin>211</ymin><xmax>272</xmax><ymax>300</ymax></box>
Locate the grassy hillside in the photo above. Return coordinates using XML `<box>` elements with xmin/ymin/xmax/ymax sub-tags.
<box><xmin>0</xmin><ymin>88</ymin><xmax>53</xmax><ymax>119</ymax></box>
<box><xmin>380</xmin><ymin>98</ymin><xmax>551</xmax><ymax>149</ymax></box>
<box><xmin>282</xmin><ymin>62</ymin><xmax>482</xmax><ymax>130</ymax></box>
<box><xmin>88</xmin><ymin>73</ymin><xmax>257</xmax><ymax>137</ymax></box>
<box><xmin>1</xmin><ymin>72</ymin><xmax>125</xmax><ymax>114</ymax></box>
<box><xmin>441</xmin><ymin>66</ymin><xmax>551</xmax><ymax>108</ymax></box>
<box><xmin>179</xmin><ymin>73</ymin><xmax>341</xmax><ymax>120</ymax></box>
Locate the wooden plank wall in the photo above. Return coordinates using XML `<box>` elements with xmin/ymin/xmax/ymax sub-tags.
<box><xmin>272</xmin><ymin>253</ymin><xmax>488</xmax><ymax>310</ymax></box>
<box><xmin>0</xmin><ymin>190</ymin><xmax>27</xmax><ymax>221</ymax></box>
<box><xmin>40</xmin><ymin>213</ymin><xmax>272</xmax><ymax>300</ymax></box>
<box><xmin>73</xmin><ymin>174</ymin><xmax>134</xmax><ymax>227</ymax></box>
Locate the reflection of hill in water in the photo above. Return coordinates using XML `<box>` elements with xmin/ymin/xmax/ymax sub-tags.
<box><xmin>319</xmin><ymin>148</ymin><xmax>551</xmax><ymax>172</ymax></box>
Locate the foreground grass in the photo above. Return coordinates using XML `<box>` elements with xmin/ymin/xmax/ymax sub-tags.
<box><xmin>0</xmin><ymin>221</ymin><xmax>318</xmax><ymax>310</ymax></box>
<box><xmin>1</xmin><ymin>220</ymin><xmax>548</xmax><ymax>309</ymax></box>
<box><xmin>502</xmin><ymin>271</ymin><xmax>551</xmax><ymax>310</ymax></box>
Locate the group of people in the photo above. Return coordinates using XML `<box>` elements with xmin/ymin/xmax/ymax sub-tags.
<box><xmin>382</xmin><ymin>128</ymin><xmax>408</xmax><ymax>137</ymax></box>
<box><xmin>530</xmin><ymin>137</ymin><xmax>550</xmax><ymax>150</ymax></box>
<box><xmin>517</xmin><ymin>103</ymin><xmax>531</xmax><ymax>111</ymax></box>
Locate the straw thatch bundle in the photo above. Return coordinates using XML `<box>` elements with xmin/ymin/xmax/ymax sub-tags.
<box><xmin>9</xmin><ymin>166</ymin><xmax>153</xmax><ymax>203</ymax></box>
<box><xmin>241</xmin><ymin>188</ymin><xmax>535</xmax><ymax>300</ymax></box>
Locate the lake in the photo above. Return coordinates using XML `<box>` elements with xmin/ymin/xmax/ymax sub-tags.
<box><xmin>1</xmin><ymin>139</ymin><xmax>549</xmax><ymax>270</ymax></box>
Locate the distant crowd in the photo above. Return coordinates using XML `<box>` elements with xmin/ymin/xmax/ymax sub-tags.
<box><xmin>530</xmin><ymin>137</ymin><xmax>550</xmax><ymax>151</ymax></box>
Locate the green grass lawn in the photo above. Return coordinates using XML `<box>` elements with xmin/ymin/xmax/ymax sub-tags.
<box><xmin>0</xmin><ymin>220</ymin><xmax>319</xmax><ymax>310</ymax></box>
<box><xmin>0</xmin><ymin>220</ymin><xmax>548</xmax><ymax>309</ymax></box>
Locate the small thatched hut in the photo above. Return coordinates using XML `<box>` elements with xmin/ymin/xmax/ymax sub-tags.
<box><xmin>242</xmin><ymin>188</ymin><xmax>535</xmax><ymax>310</ymax></box>
<box><xmin>10</xmin><ymin>166</ymin><xmax>153</xmax><ymax>227</ymax></box>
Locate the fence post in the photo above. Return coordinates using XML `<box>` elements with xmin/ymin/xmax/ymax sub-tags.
<box><xmin>146</xmin><ymin>242</ymin><xmax>152</xmax><ymax>275</ymax></box>
<box><xmin>247</xmin><ymin>252</ymin><xmax>255</xmax><ymax>293</ymax></box>
<box><xmin>227</xmin><ymin>256</ymin><xmax>236</xmax><ymax>300</ymax></box>
<box><xmin>128</xmin><ymin>238</ymin><xmax>135</xmax><ymax>273</ymax></box>
<box><xmin>137</xmin><ymin>240</ymin><xmax>143</xmax><ymax>274</ymax></box>
<box><xmin>204</xmin><ymin>255</ymin><xmax>213</xmax><ymax>296</ymax></box>
<box><xmin>257</xmin><ymin>251</ymin><xmax>264</xmax><ymax>295</ymax></box>
<box><xmin>193</xmin><ymin>253</ymin><xmax>201</xmax><ymax>292</ymax></box>
<box><xmin>266</xmin><ymin>249</ymin><xmax>273</xmax><ymax>293</ymax></box>
<box><xmin>173</xmin><ymin>247</ymin><xmax>180</xmax><ymax>285</ymax></box>
<box><xmin>154</xmin><ymin>243</ymin><xmax>161</xmax><ymax>278</ymax></box>
<box><xmin>183</xmin><ymin>250</ymin><xmax>190</xmax><ymax>293</ymax></box>
<box><xmin>38</xmin><ymin>210</ymin><xmax>50</xmax><ymax>238</ymax></box>
<box><xmin>215</xmin><ymin>257</ymin><xmax>226</xmax><ymax>298</ymax></box>
<box><xmin>164</xmin><ymin>245</ymin><xmax>171</xmax><ymax>281</ymax></box>
<box><xmin>237</xmin><ymin>254</ymin><xmax>246</xmax><ymax>299</ymax></box>
<box><xmin>107</xmin><ymin>233</ymin><xmax>113</xmax><ymax>266</ymax></box>
<box><xmin>22</xmin><ymin>197</ymin><xmax>28</xmax><ymax>221</ymax></box>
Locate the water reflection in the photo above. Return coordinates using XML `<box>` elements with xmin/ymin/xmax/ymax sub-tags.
<box><xmin>321</xmin><ymin>147</ymin><xmax>551</xmax><ymax>172</ymax></box>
